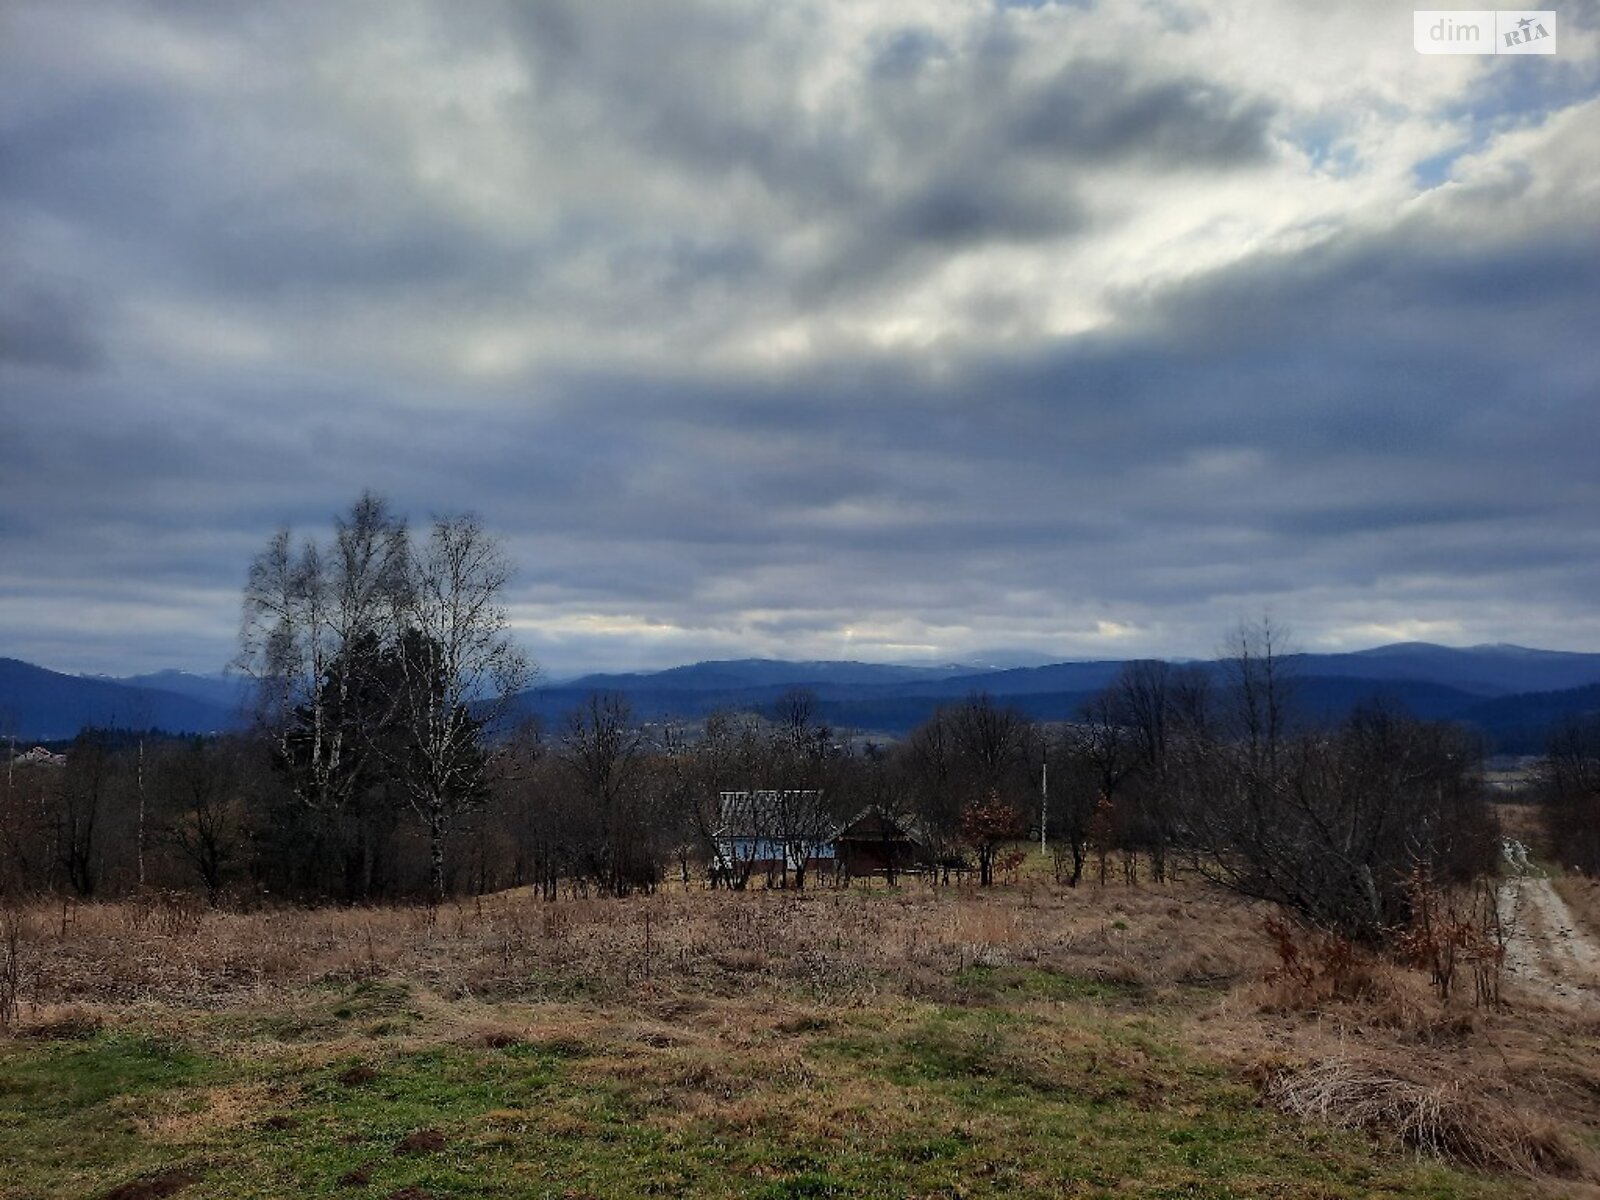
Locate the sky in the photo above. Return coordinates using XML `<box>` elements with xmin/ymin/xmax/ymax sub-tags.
<box><xmin>2</xmin><ymin>0</ymin><xmax>1599</xmax><ymax>679</ymax></box>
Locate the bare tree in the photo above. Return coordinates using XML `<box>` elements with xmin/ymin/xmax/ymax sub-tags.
<box><xmin>773</xmin><ymin>687</ymin><xmax>831</xmax><ymax>760</ymax></box>
<box><xmin>899</xmin><ymin>695</ymin><xmax>1036</xmax><ymax>885</ymax></box>
<box><xmin>765</xmin><ymin>688</ymin><xmax>842</xmax><ymax>889</ymax></box>
<box><xmin>948</xmin><ymin>692</ymin><xmax>1035</xmax><ymax>798</ymax></box>
<box><xmin>388</xmin><ymin>513</ymin><xmax>532</xmax><ymax>905</ymax></box>
<box><xmin>0</xmin><ymin>734</ymin><xmax>51</xmax><ymax>897</ymax></box>
<box><xmin>1182</xmin><ymin>657</ymin><xmax>1496</xmax><ymax>944</ymax></box>
<box><xmin>1220</xmin><ymin>614</ymin><xmax>1297</xmax><ymax>776</ymax></box>
<box><xmin>56</xmin><ymin>729</ymin><xmax>113</xmax><ymax>897</ymax></box>
<box><xmin>1046</xmin><ymin>729</ymin><xmax>1104</xmax><ymax>887</ymax></box>
<box><xmin>1091</xmin><ymin>660</ymin><xmax>1214</xmax><ymax>883</ymax></box>
<box><xmin>158</xmin><ymin>738</ymin><xmax>246</xmax><ymax>905</ymax></box>
<box><xmin>559</xmin><ymin>694</ymin><xmax>658</xmax><ymax>897</ymax></box>
<box><xmin>902</xmin><ymin>706</ymin><xmax>964</xmax><ymax>880</ymax></box>
<box><xmin>1542</xmin><ymin>716</ymin><xmax>1600</xmax><ymax>874</ymax></box>
<box><xmin>236</xmin><ymin>492</ymin><xmax>408</xmax><ymax>820</ymax></box>
<box><xmin>238</xmin><ymin>497</ymin><xmax>531</xmax><ymax>903</ymax></box>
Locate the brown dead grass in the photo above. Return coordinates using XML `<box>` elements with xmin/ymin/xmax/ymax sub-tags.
<box><xmin>1265</xmin><ymin>1057</ymin><xmax>1592</xmax><ymax>1179</ymax></box>
<box><xmin>11</xmin><ymin>867</ymin><xmax>1600</xmax><ymax>1191</ymax></box>
<box><xmin>128</xmin><ymin>1080</ymin><xmax>276</xmax><ymax>1144</ymax></box>
<box><xmin>15</xmin><ymin>1002</ymin><xmax>103</xmax><ymax>1040</ymax></box>
<box><xmin>1203</xmin><ymin>934</ymin><xmax>1600</xmax><ymax>1192</ymax></box>
<box><xmin>5</xmin><ymin>875</ymin><xmax>1271</xmax><ymax>1014</ymax></box>
<box><xmin>1495</xmin><ymin>801</ymin><xmax>1547</xmax><ymax>850</ymax></box>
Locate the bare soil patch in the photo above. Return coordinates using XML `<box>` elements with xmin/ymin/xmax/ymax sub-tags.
<box><xmin>394</xmin><ymin>1127</ymin><xmax>447</xmax><ymax>1156</ymax></box>
<box><xmin>96</xmin><ymin>1169</ymin><xmax>201</xmax><ymax>1200</ymax></box>
<box><xmin>338</xmin><ymin>1162</ymin><xmax>377</xmax><ymax>1186</ymax></box>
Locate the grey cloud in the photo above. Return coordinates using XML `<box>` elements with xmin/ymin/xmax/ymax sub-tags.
<box><xmin>0</xmin><ymin>282</ymin><xmax>102</xmax><ymax>370</ymax></box>
<box><xmin>1009</xmin><ymin>63</ymin><xmax>1277</xmax><ymax>167</ymax></box>
<box><xmin>1</xmin><ymin>0</ymin><xmax>1597</xmax><ymax>676</ymax></box>
<box><xmin>498</xmin><ymin>3</ymin><xmax>1273</xmax><ymax>306</ymax></box>
<box><xmin>0</xmin><ymin>0</ymin><xmax>1285</xmax><ymax>364</ymax></box>
<box><xmin>894</xmin><ymin>179</ymin><xmax>1070</xmax><ymax>246</ymax></box>
<box><xmin>796</xmin><ymin>174</ymin><xmax>1085</xmax><ymax>303</ymax></box>
<box><xmin>869</xmin><ymin>28</ymin><xmax>953</xmax><ymax>81</ymax></box>
<box><xmin>504</xmin><ymin>1</ymin><xmax>867</xmax><ymax>209</ymax></box>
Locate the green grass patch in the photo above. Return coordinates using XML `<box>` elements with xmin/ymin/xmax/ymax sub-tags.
<box><xmin>954</xmin><ymin>963</ymin><xmax>1145</xmax><ymax>1003</ymax></box>
<box><xmin>0</xmin><ymin>997</ymin><xmax>1537</xmax><ymax>1200</ymax></box>
<box><xmin>208</xmin><ymin>977</ymin><xmax>424</xmax><ymax>1045</ymax></box>
<box><xmin>815</xmin><ymin>1003</ymin><xmax>1521</xmax><ymax>1199</ymax></box>
<box><xmin>0</xmin><ymin>1031</ymin><xmax>225</xmax><ymax>1197</ymax></box>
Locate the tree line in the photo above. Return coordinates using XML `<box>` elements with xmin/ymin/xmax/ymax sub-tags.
<box><xmin>0</xmin><ymin>495</ymin><xmax>1558</xmax><ymax>951</ymax></box>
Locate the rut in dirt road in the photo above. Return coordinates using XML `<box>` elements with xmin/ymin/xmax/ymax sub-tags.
<box><xmin>1498</xmin><ymin>840</ymin><xmax>1600</xmax><ymax>1010</ymax></box>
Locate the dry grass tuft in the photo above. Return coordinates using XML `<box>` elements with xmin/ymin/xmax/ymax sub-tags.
<box><xmin>131</xmin><ymin>1081</ymin><xmax>275</xmax><ymax>1143</ymax></box>
<box><xmin>1265</xmin><ymin>1057</ymin><xmax>1595</xmax><ymax>1180</ymax></box>
<box><xmin>16</xmin><ymin>1002</ymin><xmax>104</xmax><ymax>1040</ymax></box>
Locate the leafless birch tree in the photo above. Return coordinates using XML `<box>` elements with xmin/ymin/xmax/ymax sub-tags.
<box><xmin>388</xmin><ymin>514</ymin><xmax>531</xmax><ymax>905</ymax></box>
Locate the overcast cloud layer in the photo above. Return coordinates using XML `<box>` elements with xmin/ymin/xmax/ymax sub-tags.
<box><xmin>3</xmin><ymin>0</ymin><xmax>1599</xmax><ymax>677</ymax></box>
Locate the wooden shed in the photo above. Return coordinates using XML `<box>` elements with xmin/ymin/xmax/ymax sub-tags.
<box><xmin>834</xmin><ymin>809</ymin><xmax>930</xmax><ymax>880</ymax></box>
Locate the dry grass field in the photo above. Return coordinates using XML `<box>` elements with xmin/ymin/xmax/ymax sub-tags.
<box><xmin>5</xmin><ymin>856</ymin><xmax>1600</xmax><ymax>1199</ymax></box>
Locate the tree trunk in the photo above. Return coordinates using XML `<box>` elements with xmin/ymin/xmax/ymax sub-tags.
<box><xmin>136</xmin><ymin>739</ymin><xmax>146</xmax><ymax>889</ymax></box>
<box><xmin>429</xmin><ymin>802</ymin><xmax>446</xmax><ymax>907</ymax></box>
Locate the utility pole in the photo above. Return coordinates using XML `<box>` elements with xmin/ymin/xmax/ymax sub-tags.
<box><xmin>1039</xmin><ymin>751</ymin><xmax>1048</xmax><ymax>855</ymax></box>
<box><xmin>136</xmin><ymin>737</ymin><xmax>146</xmax><ymax>889</ymax></box>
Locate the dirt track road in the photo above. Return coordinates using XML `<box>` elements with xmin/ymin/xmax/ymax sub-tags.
<box><xmin>1498</xmin><ymin>850</ymin><xmax>1600</xmax><ymax>1010</ymax></box>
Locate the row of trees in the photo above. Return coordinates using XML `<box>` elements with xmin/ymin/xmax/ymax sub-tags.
<box><xmin>1063</xmin><ymin>634</ymin><xmax>1497</xmax><ymax>942</ymax></box>
<box><xmin>0</xmin><ymin>692</ymin><xmax>991</xmax><ymax>904</ymax></box>
<box><xmin>2</xmin><ymin>732</ymin><xmax>252</xmax><ymax>905</ymax></box>
<box><xmin>0</xmin><ymin>491</ymin><xmax>1523</xmax><ymax>948</ymax></box>
<box><xmin>2</xmin><ymin>639</ymin><xmax>1502</xmax><ymax>949</ymax></box>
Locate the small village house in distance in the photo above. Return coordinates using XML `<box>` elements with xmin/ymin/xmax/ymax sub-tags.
<box><xmin>712</xmin><ymin>790</ymin><xmax>931</xmax><ymax>887</ymax></box>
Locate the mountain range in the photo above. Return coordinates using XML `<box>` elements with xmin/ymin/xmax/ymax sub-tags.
<box><xmin>0</xmin><ymin>659</ymin><xmax>246</xmax><ymax>742</ymax></box>
<box><xmin>4</xmin><ymin>643</ymin><xmax>1600</xmax><ymax>752</ymax></box>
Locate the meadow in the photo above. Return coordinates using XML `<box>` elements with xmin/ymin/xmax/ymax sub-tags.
<box><xmin>4</xmin><ymin>853</ymin><xmax>1600</xmax><ymax>1199</ymax></box>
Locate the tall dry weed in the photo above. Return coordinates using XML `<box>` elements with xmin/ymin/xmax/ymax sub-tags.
<box><xmin>1266</xmin><ymin>1057</ymin><xmax>1594</xmax><ymax>1180</ymax></box>
<box><xmin>0</xmin><ymin>904</ymin><xmax>29</xmax><ymax>1028</ymax></box>
<box><xmin>1397</xmin><ymin>867</ymin><xmax>1506</xmax><ymax>1008</ymax></box>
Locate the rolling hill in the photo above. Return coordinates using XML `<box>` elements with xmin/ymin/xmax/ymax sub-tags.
<box><xmin>5</xmin><ymin>643</ymin><xmax>1600</xmax><ymax>748</ymax></box>
<box><xmin>0</xmin><ymin>658</ymin><xmax>240</xmax><ymax>741</ymax></box>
